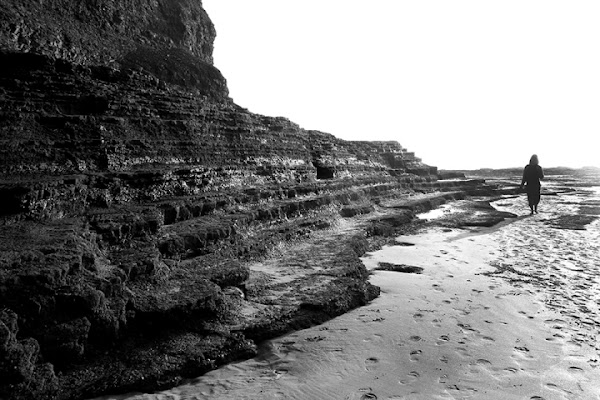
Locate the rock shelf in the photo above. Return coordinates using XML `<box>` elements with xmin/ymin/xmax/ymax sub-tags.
<box><xmin>0</xmin><ymin>1</ymin><xmax>512</xmax><ymax>399</ymax></box>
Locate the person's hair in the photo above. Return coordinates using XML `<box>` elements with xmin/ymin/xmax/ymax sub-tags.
<box><xmin>529</xmin><ymin>154</ymin><xmax>539</xmax><ymax>165</ymax></box>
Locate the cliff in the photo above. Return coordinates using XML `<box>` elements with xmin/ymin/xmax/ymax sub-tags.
<box><xmin>0</xmin><ymin>1</ymin><xmax>485</xmax><ymax>399</ymax></box>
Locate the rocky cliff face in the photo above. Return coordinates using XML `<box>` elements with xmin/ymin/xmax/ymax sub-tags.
<box><xmin>0</xmin><ymin>1</ymin><xmax>446</xmax><ymax>399</ymax></box>
<box><xmin>0</xmin><ymin>0</ymin><xmax>222</xmax><ymax>94</ymax></box>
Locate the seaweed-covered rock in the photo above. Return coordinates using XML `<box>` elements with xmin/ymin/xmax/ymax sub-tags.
<box><xmin>0</xmin><ymin>309</ymin><xmax>59</xmax><ymax>400</ymax></box>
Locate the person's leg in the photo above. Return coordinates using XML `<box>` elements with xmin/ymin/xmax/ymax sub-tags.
<box><xmin>527</xmin><ymin>190</ymin><xmax>535</xmax><ymax>214</ymax></box>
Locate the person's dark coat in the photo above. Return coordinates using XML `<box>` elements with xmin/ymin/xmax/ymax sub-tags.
<box><xmin>521</xmin><ymin>163</ymin><xmax>544</xmax><ymax>206</ymax></box>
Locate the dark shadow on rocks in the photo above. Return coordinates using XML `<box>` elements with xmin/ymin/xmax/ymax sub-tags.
<box><xmin>428</xmin><ymin>200</ymin><xmax>517</xmax><ymax>228</ymax></box>
<box><xmin>375</xmin><ymin>262</ymin><xmax>423</xmax><ymax>274</ymax></box>
<box><xmin>546</xmin><ymin>214</ymin><xmax>598</xmax><ymax>230</ymax></box>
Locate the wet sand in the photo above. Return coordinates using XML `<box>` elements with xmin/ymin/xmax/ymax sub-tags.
<box><xmin>100</xmin><ymin>186</ymin><xmax>600</xmax><ymax>400</ymax></box>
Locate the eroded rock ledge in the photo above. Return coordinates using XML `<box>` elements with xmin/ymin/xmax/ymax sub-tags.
<box><xmin>0</xmin><ymin>1</ymin><xmax>510</xmax><ymax>399</ymax></box>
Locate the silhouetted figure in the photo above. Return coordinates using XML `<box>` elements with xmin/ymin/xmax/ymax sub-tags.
<box><xmin>520</xmin><ymin>154</ymin><xmax>544</xmax><ymax>214</ymax></box>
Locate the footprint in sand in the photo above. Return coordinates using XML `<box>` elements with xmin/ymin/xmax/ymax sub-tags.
<box><xmin>399</xmin><ymin>371</ymin><xmax>420</xmax><ymax>385</ymax></box>
<box><xmin>444</xmin><ymin>384</ymin><xmax>478</xmax><ymax>398</ymax></box>
<box><xmin>365</xmin><ymin>357</ymin><xmax>379</xmax><ymax>371</ymax></box>
<box><xmin>348</xmin><ymin>388</ymin><xmax>378</xmax><ymax>400</ymax></box>
<box><xmin>359</xmin><ymin>391</ymin><xmax>377</xmax><ymax>400</ymax></box>
<box><xmin>518</xmin><ymin>310</ymin><xmax>535</xmax><ymax>320</ymax></box>
<box><xmin>543</xmin><ymin>382</ymin><xmax>573</xmax><ymax>397</ymax></box>
<box><xmin>412</xmin><ymin>312</ymin><xmax>425</xmax><ymax>321</ymax></box>
<box><xmin>409</xmin><ymin>335</ymin><xmax>423</xmax><ymax>342</ymax></box>
<box><xmin>407</xmin><ymin>371</ymin><xmax>420</xmax><ymax>378</ymax></box>
<box><xmin>436</xmin><ymin>335</ymin><xmax>450</xmax><ymax>345</ymax></box>
<box><xmin>363</xmin><ymin>334</ymin><xmax>383</xmax><ymax>343</ymax></box>
<box><xmin>279</xmin><ymin>341</ymin><xmax>303</xmax><ymax>354</ymax></box>
<box><xmin>544</xmin><ymin>318</ymin><xmax>567</xmax><ymax>327</ymax></box>
<box><xmin>456</xmin><ymin>308</ymin><xmax>471</xmax><ymax>316</ymax></box>
<box><xmin>409</xmin><ymin>350</ymin><xmax>422</xmax><ymax>361</ymax></box>
<box><xmin>457</xmin><ymin>323</ymin><xmax>479</xmax><ymax>333</ymax></box>
<box><xmin>475</xmin><ymin>359</ymin><xmax>492</xmax><ymax>367</ymax></box>
<box><xmin>432</xmin><ymin>284</ymin><xmax>444</xmax><ymax>292</ymax></box>
<box><xmin>456</xmin><ymin>347</ymin><xmax>470</xmax><ymax>358</ymax></box>
<box><xmin>567</xmin><ymin>366</ymin><xmax>584</xmax><ymax>373</ymax></box>
<box><xmin>513</xmin><ymin>346</ymin><xmax>534</xmax><ymax>360</ymax></box>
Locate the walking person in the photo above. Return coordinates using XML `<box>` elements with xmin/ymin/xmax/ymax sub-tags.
<box><xmin>520</xmin><ymin>154</ymin><xmax>544</xmax><ymax>214</ymax></box>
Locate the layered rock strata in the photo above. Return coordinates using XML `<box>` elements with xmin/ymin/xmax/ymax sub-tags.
<box><xmin>0</xmin><ymin>1</ymin><xmax>505</xmax><ymax>399</ymax></box>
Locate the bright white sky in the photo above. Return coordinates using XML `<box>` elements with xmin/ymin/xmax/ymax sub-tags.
<box><xmin>202</xmin><ymin>1</ymin><xmax>599</xmax><ymax>169</ymax></box>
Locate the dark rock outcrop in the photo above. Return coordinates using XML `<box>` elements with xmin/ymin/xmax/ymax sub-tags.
<box><xmin>0</xmin><ymin>1</ymin><xmax>497</xmax><ymax>399</ymax></box>
<box><xmin>0</xmin><ymin>0</ymin><xmax>222</xmax><ymax>95</ymax></box>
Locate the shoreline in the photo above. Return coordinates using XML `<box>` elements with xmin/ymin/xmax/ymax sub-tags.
<box><xmin>102</xmin><ymin>223</ymin><xmax>600</xmax><ymax>400</ymax></box>
<box><xmin>95</xmin><ymin>182</ymin><xmax>600</xmax><ymax>400</ymax></box>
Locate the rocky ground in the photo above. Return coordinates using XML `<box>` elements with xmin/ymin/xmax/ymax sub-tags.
<box><xmin>0</xmin><ymin>177</ymin><xmax>516</xmax><ymax>400</ymax></box>
<box><xmin>0</xmin><ymin>1</ymin><xmax>522</xmax><ymax>399</ymax></box>
<box><xmin>121</xmin><ymin>173</ymin><xmax>599</xmax><ymax>400</ymax></box>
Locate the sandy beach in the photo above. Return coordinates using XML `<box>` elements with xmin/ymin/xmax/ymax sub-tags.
<box><xmin>99</xmin><ymin>183</ymin><xmax>600</xmax><ymax>400</ymax></box>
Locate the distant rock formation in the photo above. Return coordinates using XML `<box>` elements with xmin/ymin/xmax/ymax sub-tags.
<box><xmin>0</xmin><ymin>1</ymin><xmax>454</xmax><ymax>399</ymax></box>
<box><xmin>439</xmin><ymin>166</ymin><xmax>600</xmax><ymax>179</ymax></box>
